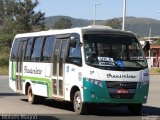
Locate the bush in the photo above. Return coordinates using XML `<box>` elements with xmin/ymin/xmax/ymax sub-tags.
<box><xmin>0</xmin><ymin>58</ymin><xmax>9</xmax><ymax>67</ymax></box>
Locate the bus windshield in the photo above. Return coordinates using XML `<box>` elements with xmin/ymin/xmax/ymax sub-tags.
<box><xmin>83</xmin><ymin>34</ymin><xmax>148</xmax><ymax>70</ymax></box>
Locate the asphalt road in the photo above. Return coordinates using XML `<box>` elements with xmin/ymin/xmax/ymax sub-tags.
<box><xmin>0</xmin><ymin>75</ymin><xmax>159</xmax><ymax>120</ymax></box>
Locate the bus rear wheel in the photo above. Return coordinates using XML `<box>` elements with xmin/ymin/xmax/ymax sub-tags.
<box><xmin>127</xmin><ymin>104</ymin><xmax>142</xmax><ymax>115</ymax></box>
<box><xmin>27</xmin><ymin>86</ymin><xmax>39</xmax><ymax>104</ymax></box>
<box><xmin>73</xmin><ymin>91</ymin><xmax>87</xmax><ymax>115</ymax></box>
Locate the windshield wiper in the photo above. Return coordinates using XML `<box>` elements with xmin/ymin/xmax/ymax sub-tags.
<box><xmin>131</xmin><ymin>60</ymin><xmax>144</xmax><ymax>68</ymax></box>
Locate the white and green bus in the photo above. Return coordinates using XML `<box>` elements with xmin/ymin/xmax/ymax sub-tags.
<box><xmin>9</xmin><ymin>26</ymin><xmax>150</xmax><ymax>115</ymax></box>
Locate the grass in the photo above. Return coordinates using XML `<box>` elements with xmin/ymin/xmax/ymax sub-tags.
<box><xmin>0</xmin><ymin>48</ymin><xmax>9</xmax><ymax>75</ymax></box>
<box><xmin>149</xmin><ymin>68</ymin><xmax>160</xmax><ymax>74</ymax></box>
<box><xmin>0</xmin><ymin>66</ymin><xmax>9</xmax><ymax>75</ymax></box>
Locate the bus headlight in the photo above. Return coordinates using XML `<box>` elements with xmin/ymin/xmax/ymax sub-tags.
<box><xmin>86</xmin><ymin>78</ymin><xmax>103</xmax><ymax>87</ymax></box>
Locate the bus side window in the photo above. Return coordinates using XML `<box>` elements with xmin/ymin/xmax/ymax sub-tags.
<box><xmin>42</xmin><ymin>36</ymin><xmax>55</xmax><ymax>62</ymax></box>
<box><xmin>10</xmin><ymin>39</ymin><xmax>19</xmax><ymax>61</ymax></box>
<box><xmin>31</xmin><ymin>37</ymin><xmax>44</xmax><ymax>62</ymax></box>
<box><xmin>66</xmin><ymin>43</ymin><xmax>82</xmax><ymax>66</ymax></box>
<box><xmin>24</xmin><ymin>38</ymin><xmax>34</xmax><ymax>61</ymax></box>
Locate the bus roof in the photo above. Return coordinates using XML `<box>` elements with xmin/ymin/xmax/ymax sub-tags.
<box><xmin>15</xmin><ymin>27</ymin><xmax>82</xmax><ymax>38</ymax></box>
<box><xmin>82</xmin><ymin>25</ymin><xmax>136</xmax><ymax>37</ymax></box>
<box><xmin>15</xmin><ymin>25</ymin><xmax>136</xmax><ymax>38</ymax></box>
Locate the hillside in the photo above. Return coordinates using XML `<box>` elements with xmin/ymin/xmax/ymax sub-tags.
<box><xmin>45</xmin><ymin>16</ymin><xmax>160</xmax><ymax>37</ymax></box>
<box><xmin>45</xmin><ymin>16</ymin><xmax>91</xmax><ymax>28</ymax></box>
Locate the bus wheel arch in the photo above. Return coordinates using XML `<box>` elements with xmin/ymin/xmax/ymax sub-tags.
<box><xmin>26</xmin><ymin>82</ymin><xmax>45</xmax><ymax>104</ymax></box>
<box><xmin>70</xmin><ymin>86</ymin><xmax>87</xmax><ymax>115</ymax></box>
<box><xmin>70</xmin><ymin>86</ymin><xmax>80</xmax><ymax>103</ymax></box>
<box><xmin>25</xmin><ymin>82</ymin><xmax>31</xmax><ymax>95</ymax></box>
<box><xmin>27</xmin><ymin>85</ymin><xmax>39</xmax><ymax>104</ymax></box>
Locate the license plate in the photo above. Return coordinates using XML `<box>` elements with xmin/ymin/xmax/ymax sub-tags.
<box><xmin>116</xmin><ymin>89</ymin><xmax>128</xmax><ymax>94</ymax></box>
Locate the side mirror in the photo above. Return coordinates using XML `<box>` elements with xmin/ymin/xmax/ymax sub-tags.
<box><xmin>69</xmin><ymin>36</ymin><xmax>83</xmax><ymax>48</ymax></box>
<box><xmin>69</xmin><ymin>36</ymin><xmax>77</xmax><ymax>48</ymax></box>
<box><xmin>143</xmin><ymin>41</ymin><xmax>150</xmax><ymax>52</ymax></box>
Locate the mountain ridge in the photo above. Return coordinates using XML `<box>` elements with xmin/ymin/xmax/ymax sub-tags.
<box><xmin>45</xmin><ymin>16</ymin><xmax>160</xmax><ymax>37</ymax></box>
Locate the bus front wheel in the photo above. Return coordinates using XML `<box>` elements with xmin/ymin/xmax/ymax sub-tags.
<box><xmin>127</xmin><ymin>104</ymin><xmax>142</xmax><ymax>115</ymax></box>
<box><xmin>73</xmin><ymin>91</ymin><xmax>87</xmax><ymax>115</ymax></box>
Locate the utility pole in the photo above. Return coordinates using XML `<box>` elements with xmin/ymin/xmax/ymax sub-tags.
<box><xmin>93</xmin><ymin>3</ymin><xmax>100</xmax><ymax>25</ymax></box>
<box><xmin>148</xmin><ymin>23</ymin><xmax>152</xmax><ymax>68</ymax></box>
<box><xmin>122</xmin><ymin>0</ymin><xmax>126</xmax><ymax>31</ymax></box>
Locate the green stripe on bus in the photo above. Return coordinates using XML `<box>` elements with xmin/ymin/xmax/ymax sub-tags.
<box><xmin>22</xmin><ymin>76</ymin><xmax>52</xmax><ymax>97</ymax></box>
<box><xmin>47</xmin><ymin>82</ymin><xmax>52</xmax><ymax>97</ymax></box>
<box><xmin>11</xmin><ymin>62</ymin><xmax>16</xmax><ymax>80</ymax></box>
<box><xmin>47</xmin><ymin>83</ymin><xmax>50</xmax><ymax>97</ymax></box>
<box><xmin>22</xmin><ymin>76</ymin><xmax>50</xmax><ymax>82</ymax></box>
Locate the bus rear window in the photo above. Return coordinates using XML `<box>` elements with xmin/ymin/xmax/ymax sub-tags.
<box><xmin>10</xmin><ymin>39</ymin><xmax>19</xmax><ymax>61</ymax></box>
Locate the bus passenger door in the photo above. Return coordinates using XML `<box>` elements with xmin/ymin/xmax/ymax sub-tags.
<box><xmin>16</xmin><ymin>40</ymin><xmax>27</xmax><ymax>92</ymax></box>
<box><xmin>52</xmin><ymin>38</ymin><xmax>68</xmax><ymax>98</ymax></box>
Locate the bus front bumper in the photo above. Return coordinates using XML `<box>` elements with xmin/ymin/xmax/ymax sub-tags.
<box><xmin>83</xmin><ymin>78</ymin><xmax>149</xmax><ymax>104</ymax></box>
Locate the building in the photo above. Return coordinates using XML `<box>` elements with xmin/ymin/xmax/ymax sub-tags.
<box><xmin>140</xmin><ymin>37</ymin><xmax>160</xmax><ymax>68</ymax></box>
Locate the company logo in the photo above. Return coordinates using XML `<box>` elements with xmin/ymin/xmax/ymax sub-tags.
<box><xmin>106</xmin><ymin>73</ymin><xmax>136</xmax><ymax>79</ymax></box>
<box><xmin>24</xmin><ymin>66</ymin><xmax>42</xmax><ymax>74</ymax></box>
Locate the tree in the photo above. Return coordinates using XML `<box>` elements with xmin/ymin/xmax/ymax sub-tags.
<box><xmin>152</xmin><ymin>39</ymin><xmax>160</xmax><ymax>45</ymax></box>
<box><xmin>0</xmin><ymin>0</ymin><xmax>45</xmax><ymax>38</ymax></box>
<box><xmin>0</xmin><ymin>0</ymin><xmax>45</xmax><ymax>68</ymax></box>
<box><xmin>14</xmin><ymin>0</ymin><xmax>45</xmax><ymax>33</ymax></box>
<box><xmin>0</xmin><ymin>0</ymin><xmax>17</xmax><ymax>49</ymax></box>
<box><xmin>105</xmin><ymin>18</ymin><xmax>122</xmax><ymax>29</ymax></box>
<box><xmin>0</xmin><ymin>0</ymin><xmax>45</xmax><ymax>47</ymax></box>
<box><xmin>0</xmin><ymin>0</ymin><xmax>5</xmax><ymax>27</ymax></box>
<box><xmin>53</xmin><ymin>18</ymin><xmax>72</xmax><ymax>29</ymax></box>
<box><xmin>0</xmin><ymin>0</ymin><xmax>16</xmax><ymax>31</ymax></box>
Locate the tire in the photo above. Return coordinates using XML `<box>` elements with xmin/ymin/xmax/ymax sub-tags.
<box><xmin>27</xmin><ymin>86</ymin><xmax>39</xmax><ymax>104</ymax></box>
<box><xmin>73</xmin><ymin>91</ymin><xmax>87</xmax><ymax>115</ymax></box>
<box><xmin>127</xmin><ymin>104</ymin><xmax>142</xmax><ymax>115</ymax></box>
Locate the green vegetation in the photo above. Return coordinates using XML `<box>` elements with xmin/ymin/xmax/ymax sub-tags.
<box><xmin>45</xmin><ymin>16</ymin><xmax>91</xmax><ymax>29</ymax></box>
<box><xmin>0</xmin><ymin>0</ymin><xmax>45</xmax><ymax>75</ymax></box>
<box><xmin>105</xmin><ymin>18</ymin><xmax>122</xmax><ymax>29</ymax></box>
<box><xmin>152</xmin><ymin>38</ymin><xmax>160</xmax><ymax>45</ymax></box>
<box><xmin>0</xmin><ymin>66</ymin><xmax>8</xmax><ymax>75</ymax></box>
<box><xmin>149</xmin><ymin>68</ymin><xmax>160</xmax><ymax>74</ymax></box>
<box><xmin>52</xmin><ymin>18</ymin><xmax>72</xmax><ymax>29</ymax></box>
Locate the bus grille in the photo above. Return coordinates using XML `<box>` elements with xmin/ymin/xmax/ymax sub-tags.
<box><xmin>106</xmin><ymin>81</ymin><xmax>137</xmax><ymax>99</ymax></box>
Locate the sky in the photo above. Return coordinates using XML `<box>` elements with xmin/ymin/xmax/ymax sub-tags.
<box><xmin>36</xmin><ymin>0</ymin><xmax>160</xmax><ymax>20</ymax></box>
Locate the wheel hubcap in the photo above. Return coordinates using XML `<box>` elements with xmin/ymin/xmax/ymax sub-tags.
<box><xmin>28</xmin><ymin>89</ymin><xmax>32</xmax><ymax>101</ymax></box>
<box><xmin>75</xmin><ymin>96</ymin><xmax>81</xmax><ymax>110</ymax></box>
